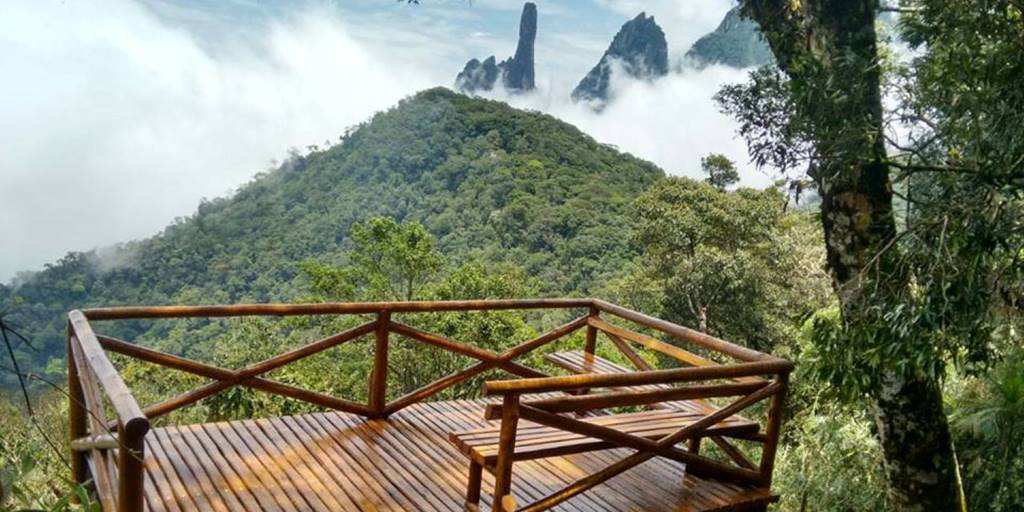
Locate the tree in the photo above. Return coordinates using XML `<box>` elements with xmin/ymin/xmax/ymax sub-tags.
<box><xmin>624</xmin><ymin>177</ymin><xmax>830</xmax><ymax>353</ymax></box>
<box><xmin>720</xmin><ymin>0</ymin><xmax>961</xmax><ymax>508</ymax></box>
<box><xmin>720</xmin><ymin>0</ymin><xmax>1024</xmax><ymax>508</ymax></box>
<box><xmin>301</xmin><ymin>217</ymin><xmax>445</xmax><ymax>302</ymax></box>
<box><xmin>701</xmin><ymin>153</ymin><xmax>740</xmax><ymax>190</ymax></box>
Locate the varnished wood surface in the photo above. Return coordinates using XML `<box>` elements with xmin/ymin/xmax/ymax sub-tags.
<box><xmin>451</xmin><ymin>409</ymin><xmax>759</xmax><ymax>465</ymax></box>
<box><xmin>141</xmin><ymin>399</ymin><xmax>777</xmax><ymax>511</ymax></box>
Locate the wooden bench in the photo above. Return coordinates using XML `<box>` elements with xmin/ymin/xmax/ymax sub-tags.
<box><xmin>545</xmin><ymin>350</ymin><xmax>766</xmax><ymax>460</ymax></box>
<box><xmin>450</xmin><ymin>408</ymin><xmax>759</xmax><ymax>466</ymax></box>
<box><xmin>449</xmin><ymin>407</ymin><xmax>763</xmax><ymax>511</ymax></box>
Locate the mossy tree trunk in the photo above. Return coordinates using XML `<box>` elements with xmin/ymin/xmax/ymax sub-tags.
<box><xmin>741</xmin><ymin>0</ymin><xmax>962</xmax><ymax>509</ymax></box>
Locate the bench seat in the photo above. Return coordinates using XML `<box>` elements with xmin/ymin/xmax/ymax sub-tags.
<box><xmin>449</xmin><ymin>408</ymin><xmax>760</xmax><ymax>467</ymax></box>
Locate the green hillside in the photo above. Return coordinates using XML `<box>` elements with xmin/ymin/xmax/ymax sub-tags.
<box><xmin>0</xmin><ymin>87</ymin><xmax>662</xmax><ymax>386</ymax></box>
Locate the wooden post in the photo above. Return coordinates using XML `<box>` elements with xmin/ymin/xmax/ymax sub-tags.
<box><xmin>369</xmin><ymin>310</ymin><xmax>391</xmax><ymax>417</ymax></box>
<box><xmin>66</xmin><ymin>327</ymin><xmax>88</xmax><ymax>487</ymax></box>
<box><xmin>579</xmin><ymin>307</ymin><xmax>600</xmax><ymax>400</ymax></box>
<box><xmin>492</xmin><ymin>393</ymin><xmax>520</xmax><ymax>512</ymax></box>
<box><xmin>116</xmin><ymin>417</ymin><xmax>150</xmax><ymax>512</ymax></box>
<box><xmin>583</xmin><ymin>306</ymin><xmax>599</xmax><ymax>355</ymax></box>
<box><xmin>758</xmin><ymin>372</ymin><xmax>789</xmax><ymax>484</ymax></box>
<box><xmin>466</xmin><ymin>460</ymin><xmax>483</xmax><ymax>509</ymax></box>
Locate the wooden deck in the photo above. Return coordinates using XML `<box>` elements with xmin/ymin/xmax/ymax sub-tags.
<box><xmin>141</xmin><ymin>399</ymin><xmax>777</xmax><ymax>511</ymax></box>
<box><xmin>69</xmin><ymin>300</ymin><xmax>791</xmax><ymax>511</ymax></box>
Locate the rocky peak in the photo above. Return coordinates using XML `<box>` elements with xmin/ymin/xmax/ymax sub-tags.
<box><xmin>683</xmin><ymin>6</ymin><xmax>773</xmax><ymax>69</ymax></box>
<box><xmin>571</xmin><ymin>12</ymin><xmax>669</xmax><ymax>106</ymax></box>
<box><xmin>455</xmin><ymin>2</ymin><xmax>537</xmax><ymax>94</ymax></box>
<box><xmin>503</xmin><ymin>2</ymin><xmax>536</xmax><ymax>91</ymax></box>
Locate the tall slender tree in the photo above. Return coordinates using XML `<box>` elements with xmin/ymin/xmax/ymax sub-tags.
<box><xmin>733</xmin><ymin>1</ymin><xmax>962</xmax><ymax>508</ymax></box>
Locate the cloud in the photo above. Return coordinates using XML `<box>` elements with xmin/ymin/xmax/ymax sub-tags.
<box><xmin>485</xmin><ymin>63</ymin><xmax>769</xmax><ymax>187</ymax></box>
<box><xmin>0</xmin><ymin>0</ymin><xmax>762</xmax><ymax>283</ymax></box>
<box><xmin>0</xmin><ymin>0</ymin><xmax>440</xmax><ymax>282</ymax></box>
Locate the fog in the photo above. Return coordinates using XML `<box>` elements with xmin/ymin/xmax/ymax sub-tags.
<box><xmin>491</xmin><ymin>63</ymin><xmax>762</xmax><ymax>184</ymax></box>
<box><xmin>0</xmin><ymin>1</ymin><xmax>440</xmax><ymax>282</ymax></box>
<box><xmin>0</xmin><ymin>0</ymin><xmax>759</xmax><ymax>282</ymax></box>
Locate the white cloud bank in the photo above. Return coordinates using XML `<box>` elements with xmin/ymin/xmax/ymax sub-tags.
<box><xmin>0</xmin><ymin>0</ymin><xmax>439</xmax><ymax>282</ymax></box>
<box><xmin>0</xmin><ymin>0</ymin><xmax>761</xmax><ymax>282</ymax></box>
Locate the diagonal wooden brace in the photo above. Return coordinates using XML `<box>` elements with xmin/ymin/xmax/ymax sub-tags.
<box><xmin>98</xmin><ymin>320</ymin><xmax>377</xmax><ymax>418</ymax></box>
<box><xmin>517</xmin><ymin>381</ymin><xmax>783</xmax><ymax>512</ymax></box>
<box><xmin>385</xmin><ymin>316</ymin><xmax>588</xmax><ymax>415</ymax></box>
<box><xmin>389</xmin><ymin>321</ymin><xmax>547</xmax><ymax>378</ymax></box>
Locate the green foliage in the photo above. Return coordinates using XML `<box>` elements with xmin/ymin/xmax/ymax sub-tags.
<box><xmin>616</xmin><ymin>177</ymin><xmax>830</xmax><ymax>354</ymax></box>
<box><xmin>700</xmin><ymin>153</ymin><xmax>740</xmax><ymax>190</ymax></box>
<box><xmin>347</xmin><ymin>217</ymin><xmax>445</xmax><ymax>301</ymax></box>
<box><xmin>0</xmin><ymin>397</ymin><xmax>97</xmax><ymax>512</ymax></box>
<box><xmin>299</xmin><ymin>217</ymin><xmax>444</xmax><ymax>302</ymax></box>
<box><xmin>113</xmin><ymin>219</ymin><xmax>552</xmax><ymax>423</ymax></box>
<box><xmin>717</xmin><ymin>1</ymin><xmax>1024</xmax><ymax>398</ymax></box>
<box><xmin>766</xmin><ymin>308</ymin><xmax>890</xmax><ymax>511</ymax></box>
<box><xmin>715</xmin><ymin>66</ymin><xmax>812</xmax><ymax>180</ymax></box>
<box><xmin>388</xmin><ymin>262</ymin><xmax>542</xmax><ymax>398</ymax></box>
<box><xmin>950</xmin><ymin>351</ymin><xmax>1024</xmax><ymax>510</ymax></box>
<box><xmin>773</xmin><ymin>406</ymin><xmax>888</xmax><ymax>511</ymax></box>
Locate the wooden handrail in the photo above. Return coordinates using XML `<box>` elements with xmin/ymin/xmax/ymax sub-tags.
<box><xmin>515</xmin><ymin>404</ymin><xmax>763</xmax><ymax>485</ymax></box>
<box><xmin>97</xmin><ymin>327</ymin><xmax>376</xmax><ymax>418</ymax></box>
<box><xmin>588</xmin><ymin>317</ymin><xmax>765</xmax><ymax>384</ymax></box>
<box><xmin>70</xmin><ymin>434</ymin><xmax>119</xmax><ymax>452</ymax></box>
<box><xmin>484</xmin><ymin>359</ymin><xmax>793</xmax><ymax>395</ymax></box>
<box><xmin>68</xmin><ymin>310</ymin><xmax>150</xmax><ymax>512</ymax></box>
<box><xmin>390</xmin><ymin>321</ymin><xmax>546</xmax><ymax>379</ymax></box>
<box><xmin>592</xmin><ymin>299</ymin><xmax>772</xmax><ymax>362</ymax></box>
<box><xmin>479</xmin><ymin>377</ymin><xmax>788</xmax><ymax>511</ymax></box>
<box><xmin>69</xmin><ymin>310</ymin><xmax>148</xmax><ymax>432</ymax></box>
<box><xmin>498</xmin><ymin>381</ymin><xmax>769</xmax><ymax>416</ymax></box>
<box><xmin>515</xmin><ymin>381</ymin><xmax>784</xmax><ymax>512</ymax></box>
<box><xmin>81</xmin><ymin>298</ymin><xmax>593</xmax><ymax>320</ymax></box>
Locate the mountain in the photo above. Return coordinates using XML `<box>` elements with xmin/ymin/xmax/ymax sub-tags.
<box><xmin>683</xmin><ymin>6</ymin><xmax>773</xmax><ymax>69</ymax></box>
<box><xmin>455</xmin><ymin>2</ymin><xmax>537</xmax><ymax>94</ymax></box>
<box><xmin>0</xmin><ymin>87</ymin><xmax>662</xmax><ymax>387</ymax></box>
<box><xmin>571</xmin><ymin>13</ymin><xmax>668</xmax><ymax>106</ymax></box>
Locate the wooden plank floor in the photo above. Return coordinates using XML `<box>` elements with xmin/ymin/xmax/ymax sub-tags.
<box><xmin>141</xmin><ymin>399</ymin><xmax>777</xmax><ymax>511</ymax></box>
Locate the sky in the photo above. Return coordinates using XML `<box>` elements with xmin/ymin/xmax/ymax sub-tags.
<box><xmin>0</xmin><ymin>0</ymin><xmax>763</xmax><ymax>283</ymax></box>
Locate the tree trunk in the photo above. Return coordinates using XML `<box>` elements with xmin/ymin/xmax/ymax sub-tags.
<box><xmin>874</xmin><ymin>374</ymin><xmax>962</xmax><ymax>510</ymax></box>
<box><xmin>742</xmin><ymin>0</ymin><xmax>963</xmax><ymax>509</ymax></box>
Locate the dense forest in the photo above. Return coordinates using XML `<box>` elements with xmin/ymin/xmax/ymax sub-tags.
<box><xmin>2</xmin><ymin>1</ymin><xmax>1023</xmax><ymax>511</ymax></box>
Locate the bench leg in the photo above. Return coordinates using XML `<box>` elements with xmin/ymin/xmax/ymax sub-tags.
<box><xmin>492</xmin><ymin>395</ymin><xmax>520</xmax><ymax>512</ymax></box>
<box><xmin>688</xmin><ymin>436</ymin><xmax>702</xmax><ymax>454</ymax></box>
<box><xmin>465</xmin><ymin>461</ymin><xmax>483</xmax><ymax>510</ymax></box>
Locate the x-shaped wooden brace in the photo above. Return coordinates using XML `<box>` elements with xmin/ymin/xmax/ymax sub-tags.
<box><xmin>510</xmin><ymin>380</ymin><xmax>783</xmax><ymax>512</ymax></box>
<box><xmin>596</xmin><ymin>326</ymin><xmax>760</xmax><ymax>470</ymax></box>
<box><xmin>97</xmin><ymin>320</ymin><xmax>379</xmax><ymax>419</ymax></box>
<box><xmin>383</xmin><ymin>316</ymin><xmax>589</xmax><ymax>415</ymax></box>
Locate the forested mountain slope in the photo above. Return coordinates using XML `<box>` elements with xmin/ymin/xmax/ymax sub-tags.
<box><xmin>0</xmin><ymin>87</ymin><xmax>663</xmax><ymax>386</ymax></box>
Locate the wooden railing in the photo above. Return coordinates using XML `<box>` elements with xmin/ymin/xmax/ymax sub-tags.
<box><xmin>66</xmin><ymin>298</ymin><xmax>791</xmax><ymax>512</ymax></box>
<box><xmin>67</xmin><ymin>310</ymin><xmax>149</xmax><ymax>512</ymax></box>
<box><xmin>481</xmin><ymin>362</ymin><xmax>789</xmax><ymax>511</ymax></box>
